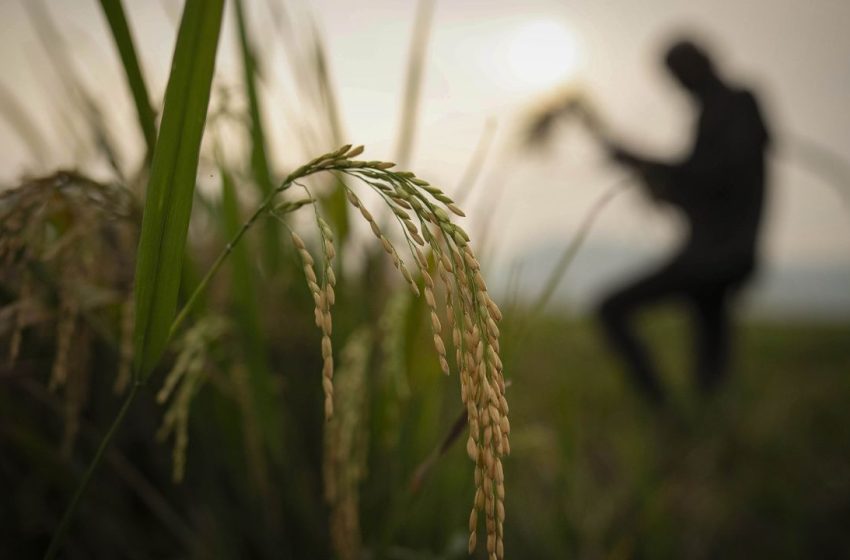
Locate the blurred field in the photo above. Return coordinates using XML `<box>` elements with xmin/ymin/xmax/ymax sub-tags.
<box><xmin>3</xmin><ymin>307</ymin><xmax>848</xmax><ymax>559</ymax></box>
<box><xmin>498</xmin><ymin>312</ymin><xmax>850</xmax><ymax>559</ymax></box>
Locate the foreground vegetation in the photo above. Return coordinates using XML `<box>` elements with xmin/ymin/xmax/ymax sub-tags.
<box><xmin>2</xmin><ymin>308</ymin><xmax>848</xmax><ymax>558</ymax></box>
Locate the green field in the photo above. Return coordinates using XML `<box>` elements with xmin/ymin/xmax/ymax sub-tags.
<box><xmin>4</xmin><ymin>308</ymin><xmax>848</xmax><ymax>559</ymax></box>
<box><xmin>495</xmin><ymin>313</ymin><xmax>850</xmax><ymax>559</ymax></box>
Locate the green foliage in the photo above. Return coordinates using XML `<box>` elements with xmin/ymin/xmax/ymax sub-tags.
<box><xmin>132</xmin><ymin>0</ymin><xmax>224</xmax><ymax>381</ymax></box>
<box><xmin>97</xmin><ymin>0</ymin><xmax>157</xmax><ymax>162</ymax></box>
<box><xmin>233</xmin><ymin>0</ymin><xmax>282</xmax><ymax>270</ymax></box>
<box><xmin>219</xmin><ymin>165</ymin><xmax>284</xmax><ymax>460</ymax></box>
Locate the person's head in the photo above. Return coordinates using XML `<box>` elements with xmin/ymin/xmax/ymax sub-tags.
<box><xmin>664</xmin><ymin>39</ymin><xmax>720</xmax><ymax>98</ymax></box>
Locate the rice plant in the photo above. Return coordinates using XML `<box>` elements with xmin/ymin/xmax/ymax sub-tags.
<box><xmin>0</xmin><ymin>1</ymin><xmax>510</xmax><ymax>558</ymax></box>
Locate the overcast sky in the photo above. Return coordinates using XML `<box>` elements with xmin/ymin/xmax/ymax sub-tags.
<box><xmin>1</xmin><ymin>0</ymin><xmax>848</xmax><ymax>310</ymax></box>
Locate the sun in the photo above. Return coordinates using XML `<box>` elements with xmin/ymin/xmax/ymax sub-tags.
<box><xmin>506</xmin><ymin>20</ymin><xmax>582</xmax><ymax>91</ymax></box>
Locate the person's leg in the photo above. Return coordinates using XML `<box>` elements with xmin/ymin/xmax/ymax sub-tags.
<box><xmin>690</xmin><ymin>282</ymin><xmax>732</xmax><ymax>395</ymax></box>
<box><xmin>597</xmin><ymin>265</ymin><xmax>686</xmax><ymax>406</ymax></box>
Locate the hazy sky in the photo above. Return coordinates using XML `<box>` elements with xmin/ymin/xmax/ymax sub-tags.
<box><xmin>1</xmin><ymin>0</ymin><xmax>848</xmax><ymax>309</ymax></box>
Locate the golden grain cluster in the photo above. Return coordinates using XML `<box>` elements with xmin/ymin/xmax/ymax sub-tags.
<box><xmin>278</xmin><ymin>145</ymin><xmax>510</xmax><ymax>559</ymax></box>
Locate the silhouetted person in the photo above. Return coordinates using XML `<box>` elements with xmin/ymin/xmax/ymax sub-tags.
<box><xmin>598</xmin><ymin>39</ymin><xmax>770</xmax><ymax>406</ymax></box>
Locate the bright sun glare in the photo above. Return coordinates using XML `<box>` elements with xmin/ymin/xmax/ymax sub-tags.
<box><xmin>506</xmin><ymin>20</ymin><xmax>582</xmax><ymax>90</ymax></box>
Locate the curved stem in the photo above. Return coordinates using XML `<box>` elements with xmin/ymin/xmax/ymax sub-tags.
<box><xmin>527</xmin><ymin>177</ymin><xmax>630</xmax><ymax>318</ymax></box>
<box><xmin>169</xmin><ymin>189</ymin><xmax>277</xmax><ymax>340</ymax></box>
<box><xmin>44</xmin><ymin>382</ymin><xmax>140</xmax><ymax>560</ymax></box>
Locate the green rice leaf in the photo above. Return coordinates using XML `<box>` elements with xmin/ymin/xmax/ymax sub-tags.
<box><xmin>97</xmin><ymin>0</ymin><xmax>158</xmax><ymax>162</ymax></box>
<box><xmin>233</xmin><ymin>0</ymin><xmax>281</xmax><ymax>270</ymax></box>
<box><xmin>219</xmin><ymin>166</ymin><xmax>284</xmax><ymax>460</ymax></box>
<box><xmin>132</xmin><ymin>0</ymin><xmax>224</xmax><ymax>381</ymax></box>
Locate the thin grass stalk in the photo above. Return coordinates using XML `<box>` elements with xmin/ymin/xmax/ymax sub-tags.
<box><xmin>310</xmin><ymin>19</ymin><xmax>345</xmax><ymax>147</ymax></box>
<box><xmin>454</xmin><ymin>118</ymin><xmax>497</xmax><ymax>206</ymax></box>
<box><xmin>21</xmin><ymin>380</ymin><xmax>197</xmax><ymax>548</ymax></box>
<box><xmin>500</xmin><ymin>178</ymin><xmax>630</xmax><ymax>379</ymax></box>
<box><xmin>0</xmin><ymin>83</ymin><xmax>50</xmax><ymax>165</ymax></box>
<box><xmin>43</xmin><ymin>383</ymin><xmax>140</xmax><ymax>560</ymax></box>
<box><xmin>97</xmin><ymin>0</ymin><xmax>158</xmax><ymax>162</ymax></box>
<box><xmin>394</xmin><ymin>0</ymin><xmax>436</xmax><ymax>167</ymax></box>
<box><xmin>23</xmin><ymin>0</ymin><xmax>125</xmax><ymax>179</ymax></box>
<box><xmin>233</xmin><ymin>0</ymin><xmax>274</xmax><ymax>197</ymax></box>
<box><xmin>528</xmin><ymin>178</ymin><xmax>630</xmax><ymax>317</ymax></box>
<box><xmin>784</xmin><ymin>133</ymin><xmax>850</xmax><ymax>211</ymax></box>
<box><xmin>169</xmin><ymin>187</ymin><xmax>276</xmax><ymax>340</ymax></box>
<box><xmin>233</xmin><ymin>0</ymin><xmax>282</xmax><ymax>270</ymax></box>
<box><xmin>309</xmin><ymin>19</ymin><xmax>352</xmax><ymax>246</ymax></box>
<box><xmin>219</xmin><ymin>164</ymin><xmax>284</xmax><ymax>461</ymax></box>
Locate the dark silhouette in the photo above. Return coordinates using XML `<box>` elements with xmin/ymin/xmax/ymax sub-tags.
<box><xmin>598</xmin><ymin>39</ymin><xmax>771</xmax><ymax>405</ymax></box>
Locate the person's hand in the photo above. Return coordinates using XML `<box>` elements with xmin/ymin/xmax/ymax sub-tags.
<box><xmin>525</xmin><ymin>111</ymin><xmax>556</xmax><ymax>148</ymax></box>
<box><xmin>604</xmin><ymin>141</ymin><xmax>639</xmax><ymax>167</ymax></box>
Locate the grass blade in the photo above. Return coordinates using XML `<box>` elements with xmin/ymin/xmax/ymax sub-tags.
<box><xmin>23</xmin><ymin>0</ymin><xmax>126</xmax><ymax>179</ymax></box>
<box><xmin>528</xmin><ymin>178</ymin><xmax>629</xmax><ymax>317</ymax></box>
<box><xmin>133</xmin><ymin>0</ymin><xmax>225</xmax><ymax>380</ymax></box>
<box><xmin>233</xmin><ymin>0</ymin><xmax>282</xmax><ymax>270</ymax></box>
<box><xmin>219</xmin><ymin>164</ymin><xmax>284</xmax><ymax>464</ymax></box>
<box><xmin>233</xmin><ymin>0</ymin><xmax>274</xmax><ymax>196</ymax></box>
<box><xmin>0</xmin><ymin>82</ymin><xmax>50</xmax><ymax>165</ymax></box>
<box><xmin>309</xmin><ymin>21</ymin><xmax>351</xmax><ymax>244</ymax></box>
<box><xmin>97</xmin><ymin>0</ymin><xmax>158</xmax><ymax>162</ymax></box>
<box><xmin>394</xmin><ymin>0</ymin><xmax>436</xmax><ymax>167</ymax></box>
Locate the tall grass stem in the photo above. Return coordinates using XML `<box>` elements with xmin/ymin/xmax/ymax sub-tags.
<box><xmin>43</xmin><ymin>383</ymin><xmax>140</xmax><ymax>560</ymax></box>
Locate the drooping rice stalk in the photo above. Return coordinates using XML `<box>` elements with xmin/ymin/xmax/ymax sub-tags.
<box><xmin>31</xmin><ymin>0</ymin><xmax>511</xmax><ymax>555</ymax></box>
<box><xmin>165</xmin><ymin>143</ymin><xmax>511</xmax><ymax>558</ymax></box>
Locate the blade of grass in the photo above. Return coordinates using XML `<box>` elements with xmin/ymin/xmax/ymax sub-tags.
<box><xmin>23</xmin><ymin>0</ymin><xmax>126</xmax><ymax>179</ymax></box>
<box><xmin>42</xmin><ymin>384</ymin><xmax>140</xmax><ymax>560</ymax></box>
<box><xmin>453</xmin><ymin>118</ymin><xmax>497</xmax><ymax>206</ymax></box>
<box><xmin>528</xmin><ymin>177</ymin><xmax>630</xmax><ymax>317</ymax></box>
<box><xmin>233</xmin><ymin>0</ymin><xmax>274</xmax><ymax>196</ymax></box>
<box><xmin>219</xmin><ymin>164</ymin><xmax>284</xmax><ymax>464</ymax></box>
<box><xmin>784</xmin><ymin>133</ymin><xmax>850</xmax><ymax>211</ymax></box>
<box><xmin>309</xmin><ymin>19</ymin><xmax>351</xmax><ymax>245</ymax></box>
<box><xmin>233</xmin><ymin>0</ymin><xmax>282</xmax><ymax>271</ymax></box>
<box><xmin>263</xmin><ymin>6</ymin><xmax>351</xmax><ymax>246</ymax></box>
<box><xmin>132</xmin><ymin>0</ymin><xmax>224</xmax><ymax>380</ymax></box>
<box><xmin>394</xmin><ymin>0</ymin><xmax>436</xmax><ymax>168</ymax></box>
<box><xmin>0</xmin><ymin>82</ymin><xmax>50</xmax><ymax>166</ymax></box>
<box><xmin>97</xmin><ymin>0</ymin><xmax>158</xmax><ymax>163</ymax></box>
<box><xmin>44</xmin><ymin>3</ymin><xmax>224</xmax><ymax>557</ymax></box>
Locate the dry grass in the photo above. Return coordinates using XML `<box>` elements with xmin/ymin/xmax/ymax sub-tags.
<box><xmin>0</xmin><ymin>172</ymin><xmax>137</xmax><ymax>455</ymax></box>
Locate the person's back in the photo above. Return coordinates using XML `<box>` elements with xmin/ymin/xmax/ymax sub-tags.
<box><xmin>668</xmin><ymin>84</ymin><xmax>770</xmax><ymax>280</ymax></box>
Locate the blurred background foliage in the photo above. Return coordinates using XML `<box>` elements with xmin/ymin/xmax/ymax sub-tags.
<box><xmin>1</xmin><ymin>1</ymin><xmax>849</xmax><ymax>559</ymax></box>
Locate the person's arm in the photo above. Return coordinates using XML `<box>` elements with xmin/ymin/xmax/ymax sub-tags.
<box><xmin>604</xmin><ymin>142</ymin><xmax>677</xmax><ymax>203</ymax></box>
<box><xmin>669</xmin><ymin>92</ymin><xmax>769</xmax><ymax>196</ymax></box>
<box><xmin>606</xmin><ymin>91</ymin><xmax>769</xmax><ymax>209</ymax></box>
